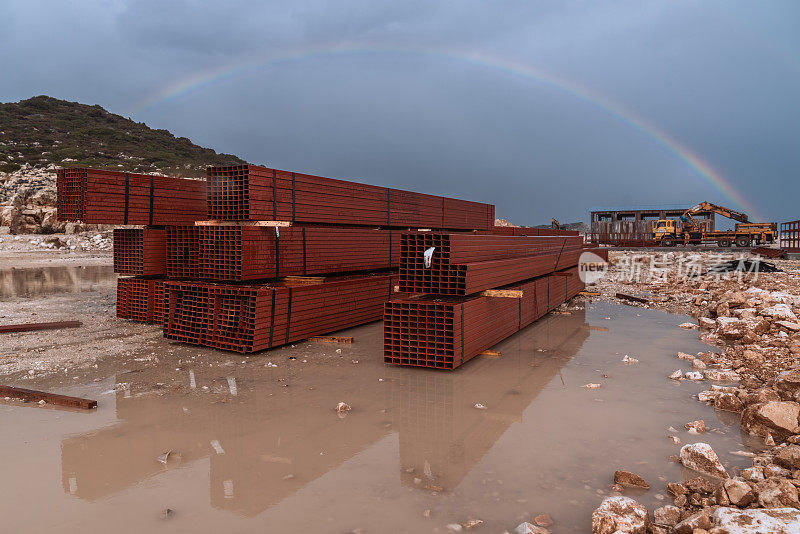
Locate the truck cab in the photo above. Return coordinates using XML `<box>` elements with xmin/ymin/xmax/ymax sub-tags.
<box><xmin>652</xmin><ymin>219</ymin><xmax>677</xmax><ymax>242</ymax></box>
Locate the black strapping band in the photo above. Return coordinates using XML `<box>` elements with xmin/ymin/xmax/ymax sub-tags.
<box><xmin>386</xmin><ymin>188</ymin><xmax>391</xmax><ymax>226</ymax></box>
<box><xmin>123</xmin><ymin>172</ymin><xmax>130</xmax><ymax>225</ymax></box>
<box><xmin>302</xmin><ymin>227</ymin><xmax>307</xmax><ymax>275</ymax></box>
<box><xmin>388</xmin><ymin>230</ymin><xmax>392</xmax><ymax>267</ymax></box>
<box><xmin>268</xmin><ymin>289</ymin><xmax>276</xmax><ymax>348</ymax></box>
<box><xmin>272</xmin><ymin>169</ymin><xmax>278</xmax><ymax>220</ymax></box>
<box><xmin>148</xmin><ymin>175</ymin><xmax>154</xmax><ymax>226</ymax></box>
<box><xmin>291</xmin><ymin>172</ymin><xmax>296</xmax><ymax>222</ymax></box>
<box><xmin>285</xmin><ymin>287</ymin><xmax>293</xmax><ymax>345</ymax></box>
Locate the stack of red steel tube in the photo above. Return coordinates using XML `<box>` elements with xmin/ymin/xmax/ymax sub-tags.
<box><xmin>116</xmin><ymin>278</ymin><xmax>165</xmax><ymax>323</ymax></box>
<box><xmin>385</xmin><ymin>265</ymin><xmax>586</xmax><ymax>370</ymax></box>
<box><xmin>398</xmin><ymin>233</ymin><xmax>585</xmax><ymax>295</ymax></box>
<box><xmin>164</xmin><ymin>273</ymin><xmax>402</xmax><ymax>353</ymax></box>
<box><xmin>206</xmin><ymin>164</ymin><xmax>494</xmax><ymax>229</ymax></box>
<box><xmin>491</xmin><ymin>225</ymin><xmax>579</xmax><ymax>237</ymax></box>
<box><xmin>780</xmin><ymin>220</ymin><xmax>800</xmax><ymax>253</ymax></box>
<box><xmin>113</xmin><ymin>228</ymin><xmax>166</xmax><ymax>276</ymax></box>
<box><xmin>164</xmin><ymin>226</ymin><xmax>403</xmax><ymax>281</ymax></box>
<box><xmin>57</xmin><ymin>168</ymin><xmax>207</xmax><ymax>225</ymax></box>
<box><xmin>386</xmin><ymin>230</ymin><xmax>600</xmax><ymax>369</ymax></box>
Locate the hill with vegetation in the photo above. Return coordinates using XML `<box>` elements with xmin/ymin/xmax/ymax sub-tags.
<box><xmin>0</xmin><ymin>95</ymin><xmax>245</xmax><ymax>177</ymax></box>
<box><xmin>0</xmin><ymin>95</ymin><xmax>248</xmax><ymax>234</ymax></box>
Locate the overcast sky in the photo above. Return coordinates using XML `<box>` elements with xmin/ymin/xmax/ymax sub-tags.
<box><xmin>2</xmin><ymin>1</ymin><xmax>798</xmax><ymax>225</ymax></box>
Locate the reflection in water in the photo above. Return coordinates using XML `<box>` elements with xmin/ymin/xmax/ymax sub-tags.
<box><xmin>390</xmin><ymin>312</ymin><xmax>589</xmax><ymax>492</ymax></box>
<box><xmin>0</xmin><ymin>266</ymin><xmax>115</xmax><ymax>299</ymax></box>
<box><xmin>60</xmin><ymin>310</ymin><xmax>588</xmax><ymax>517</ymax></box>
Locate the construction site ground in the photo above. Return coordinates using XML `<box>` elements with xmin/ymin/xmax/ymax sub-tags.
<box><xmin>3</xmin><ymin>239</ymin><xmax>800</xmax><ymax>532</ymax></box>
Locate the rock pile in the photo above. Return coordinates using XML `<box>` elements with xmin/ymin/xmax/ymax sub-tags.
<box><xmin>589</xmin><ymin>251</ymin><xmax>800</xmax><ymax>533</ymax></box>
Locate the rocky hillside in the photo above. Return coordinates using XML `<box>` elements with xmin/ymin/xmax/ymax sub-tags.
<box><xmin>0</xmin><ymin>96</ymin><xmax>247</xmax><ymax>234</ymax></box>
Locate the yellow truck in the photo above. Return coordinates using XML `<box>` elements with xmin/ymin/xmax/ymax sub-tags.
<box><xmin>652</xmin><ymin>202</ymin><xmax>777</xmax><ymax>247</ymax></box>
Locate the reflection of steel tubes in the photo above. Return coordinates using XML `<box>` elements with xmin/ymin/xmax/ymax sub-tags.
<box><xmin>390</xmin><ymin>308</ymin><xmax>589</xmax><ymax>493</ymax></box>
<box><xmin>60</xmin><ymin>369</ymin><xmax>392</xmax><ymax>517</ymax></box>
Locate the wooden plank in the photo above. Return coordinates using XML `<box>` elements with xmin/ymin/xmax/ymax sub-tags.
<box><xmin>0</xmin><ymin>321</ymin><xmax>82</xmax><ymax>334</ymax></box>
<box><xmin>194</xmin><ymin>220</ymin><xmax>292</xmax><ymax>227</ymax></box>
<box><xmin>284</xmin><ymin>276</ymin><xmax>326</xmax><ymax>285</ymax></box>
<box><xmin>480</xmin><ymin>289</ymin><xmax>523</xmax><ymax>298</ymax></box>
<box><xmin>579</xmin><ymin>291</ymin><xmax>602</xmax><ymax>296</ymax></box>
<box><xmin>616</xmin><ymin>292</ymin><xmax>650</xmax><ymax>304</ymax></box>
<box><xmin>480</xmin><ymin>350</ymin><xmax>501</xmax><ymax>357</ymax></box>
<box><xmin>310</xmin><ymin>336</ymin><xmax>354</xmax><ymax>344</ymax></box>
<box><xmin>0</xmin><ymin>385</ymin><xmax>97</xmax><ymax>409</ymax></box>
<box><xmin>589</xmin><ymin>326</ymin><xmax>609</xmax><ymax>332</ymax></box>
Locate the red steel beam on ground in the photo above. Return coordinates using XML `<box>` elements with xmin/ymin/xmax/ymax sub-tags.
<box><xmin>0</xmin><ymin>321</ymin><xmax>82</xmax><ymax>333</ymax></box>
<box><xmin>0</xmin><ymin>385</ymin><xmax>97</xmax><ymax>409</ymax></box>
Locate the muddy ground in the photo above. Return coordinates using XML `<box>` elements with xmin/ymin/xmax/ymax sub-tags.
<box><xmin>2</xmin><ymin>244</ymin><xmax>800</xmax><ymax>533</ymax></box>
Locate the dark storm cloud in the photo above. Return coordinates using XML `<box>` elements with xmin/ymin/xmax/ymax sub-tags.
<box><xmin>1</xmin><ymin>0</ymin><xmax>798</xmax><ymax>224</ymax></box>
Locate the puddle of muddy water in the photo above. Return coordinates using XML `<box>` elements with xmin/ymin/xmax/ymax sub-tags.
<box><xmin>0</xmin><ymin>302</ymin><xmax>754</xmax><ymax>533</ymax></box>
<box><xmin>0</xmin><ymin>265</ymin><xmax>116</xmax><ymax>300</ymax></box>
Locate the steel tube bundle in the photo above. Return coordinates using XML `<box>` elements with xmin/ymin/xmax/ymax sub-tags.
<box><xmin>116</xmin><ymin>277</ymin><xmax>165</xmax><ymax>323</ymax></box>
<box><xmin>113</xmin><ymin>228</ymin><xmax>167</xmax><ymax>276</ymax></box>
<box><xmin>206</xmin><ymin>165</ymin><xmax>494</xmax><ymax>229</ymax></box>
<box><xmin>384</xmin><ymin>266</ymin><xmax>584</xmax><ymax>370</ymax></box>
<box><xmin>192</xmin><ymin>226</ymin><xmax>402</xmax><ymax>281</ymax></box>
<box><xmin>57</xmin><ymin>168</ymin><xmax>207</xmax><ymax>225</ymax></box>
<box><xmin>491</xmin><ymin>226</ymin><xmax>579</xmax><ymax>237</ymax></box>
<box><xmin>398</xmin><ymin>233</ymin><xmax>585</xmax><ymax>295</ymax></box>
<box><xmin>163</xmin><ymin>273</ymin><xmax>400</xmax><ymax>353</ymax></box>
<box><xmin>781</xmin><ymin>220</ymin><xmax>800</xmax><ymax>252</ymax></box>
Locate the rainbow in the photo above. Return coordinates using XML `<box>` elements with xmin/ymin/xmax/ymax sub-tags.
<box><xmin>127</xmin><ymin>47</ymin><xmax>761</xmax><ymax>220</ymax></box>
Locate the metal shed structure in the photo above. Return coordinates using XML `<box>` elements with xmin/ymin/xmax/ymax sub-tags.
<box><xmin>589</xmin><ymin>204</ymin><xmax>714</xmax><ymax>246</ymax></box>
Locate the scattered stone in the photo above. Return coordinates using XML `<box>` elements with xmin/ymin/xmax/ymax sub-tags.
<box><xmin>584</xmin><ymin>383</ymin><xmax>601</xmax><ymax>389</ymax></box>
<box><xmin>591</xmin><ymin>496</ymin><xmax>651</xmax><ymax>534</ymax></box>
<box><xmin>774</xmin><ymin>444</ymin><xmax>800</xmax><ymax>470</ymax></box>
<box><xmin>704</xmin><ymin>369</ymin><xmax>741</xmax><ymax>382</ymax></box>
<box><xmin>622</xmin><ymin>355</ymin><xmax>638</xmax><ymax>364</ymax></box>
<box><xmin>716</xmin><ymin>392</ymin><xmax>744</xmax><ymax>412</ymax></box>
<box><xmin>653</xmin><ymin>505</ymin><xmax>681</xmax><ymax>527</ymax></box>
<box><xmin>613</xmin><ymin>470</ymin><xmax>650</xmax><ymax>489</ymax></box>
<box><xmin>335</xmin><ymin>402</ymin><xmax>351</xmax><ymax>413</ymax></box>
<box><xmin>533</xmin><ymin>514</ymin><xmax>553</xmax><ymax>527</ymax></box>
<box><xmin>515</xmin><ymin>522</ymin><xmax>550</xmax><ymax>534</ymax></box>
<box><xmin>679</xmin><ymin>322</ymin><xmax>697</xmax><ymax>329</ymax></box>
<box><xmin>754</xmin><ymin>478</ymin><xmax>800</xmax><ymax>508</ymax></box>
<box><xmin>692</xmin><ymin>358</ymin><xmax>708</xmax><ymax>370</ymax></box>
<box><xmin>677</xmin><ymin>351</ymin><xmax>696</xmax><ymax>360</ymax></box>
<box><xmin>685</xmin><ymin>371</ymin><xmax>704</xmax><ymax>380</ymax></box>
<box><xmin>669</xmin><ymin>370</ymin><xmax>683</xmax><ymax>381</ymax></box>
<box><xmin>474</xmin><ymin>403</ymin><xmax>488</xmax><ymax>409</ymax></box>
<box><xmin>667</xmin><ymin>482</ymin><xmax>688</xmax><ymax>496</ymax></box>
<box><xmin>462</xmin><ymin>519</ymin><xmax>483</xmax><ymax>530</ymax></box>
<box><xmin>741</xmin><ymin>401</ymin><xmax>800</xmax><ymax>440</ymax></box>
<box><xmin>713</xmin><ymin>507</ymin><xmax>800</xmax><ymax>533</ymax></box>
<box><xmin>723</xmin><ymin>478</ymin><xmax>755</xmax><ymax>507</ymax></box>
<box><xmin>685</xmin><ymin>420</ymin><xmax>706</xmax><ymax>434</ymax></box>
<box><xmin>685</xmin><ymin>476</ymin><xmax>715</xmax><ymax>494</ymax></box>
<box><xmin>672</xmin><ymin>510</ymin><xmax>712</xmax><ymax>534</ymax></box>
<box><xmin>762</xmin><ymin>304</ymin><xmax>797</xmax><ymax>321</ymax></box>
<box><xmin>680</xmin><ymin>443</ymin><xmax>729</xmax><ymax>479</ymax></box>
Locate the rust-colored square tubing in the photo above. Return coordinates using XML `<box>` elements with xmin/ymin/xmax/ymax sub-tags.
<box><xmin>0</xmin><ymin>321</ymin><xmax>82</xmax><ymax>334</ymax></box>
<box><xmin>0</xmin><ymin>385</ymin><xmax>97</xmax><ymax>409</ymax></box>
